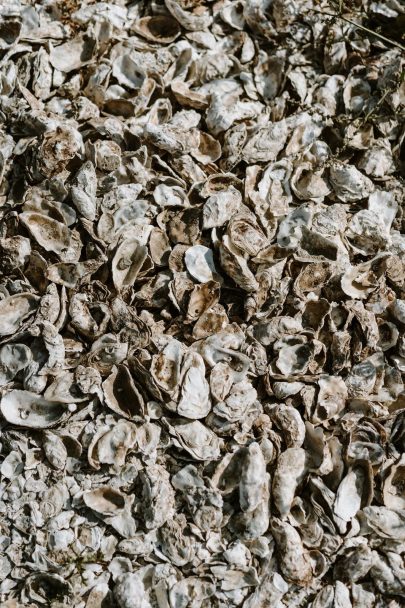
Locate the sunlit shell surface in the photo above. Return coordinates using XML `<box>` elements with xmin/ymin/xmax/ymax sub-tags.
<box><xmin>0</xmin><ymin>0</ymin><xmax>403</xmax><ymax>605</ymax></box>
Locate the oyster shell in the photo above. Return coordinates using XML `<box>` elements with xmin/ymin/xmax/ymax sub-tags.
<box><xmin>19</xmin><ymin>212</ymin><xmax>71</xmax><ymax>257</ymax></box>
<box><xmin>0</xmin><ymin>293</ymin><xmax>39</xmax><ymax>337</ymax></box>
<box><xmin>184</xmin><ymin>245</ymin><xmax>219</xmax><ymax>284</ymax></box>
<box><xmin>0</xmin><ymin>344</ymin><xmax>32</xmax><ymax>386</ymax></box>
<box><xmin>112</xmin><ymin>239</ymin><xmax>150</xmax><ymax>291</ymax></box>
<box><xmin>272</xmin><ymin>448</ymin><xmax>308</xmax><ymax>519</ymax></box>
<box><xmin>383</xmin><ymin>455</ymin><xmax>405</xmax><ymax>511</ymax></box>
<box><xmin>113</xmin><ymin>573</ymin><xmax>150</xmax><ymax>608</ymax></box>
<box><xmin>103</xmin><ymin>365</ymin><xmax>145</xmax><ymax>420</ymax></box>
<box><xmin>22</xmin><ymin>573</ymin><xmax>72</xmax><ymax>605</ymax></box>
<box><xmin>271</xmin><ymin>519</ymin><xmax>312</xmax><ymax>585</ymax></box>
<box><xmin>0</xmin><ymin>390</ymin><xmax>68</xmax><ymax>428</ymax></box>
<box><xmin>177</xmin><ymin>352</ymin><xmax>211</xmax><ymax>419</ymax></box>
<box><xmin>88</xmin><ymin>420</ymin><xmax>138</xmax><ymax>469</ymax></box>
<box><xmin>83</xmin><ymin>486</ymin><xmax>126</xmax><ymax>516</ymax></box>
<box><xmin>49</xmin><ymin>33</ymin><xmax>96</xmax><ymax>72</ymax></box>
<box><xmin>329</xmin><ymin>162</ymin><xmax>374</xmax><ymax>202</ymax></box>
<box><xmin>132</xmin><ymin>16</ymin><xmax>181</xmax><ymax>44</ymax></box>
<box><xmin>165</xmin><ymin>419</ymin><xmax>222</xmax><ymax>461</ymax></box>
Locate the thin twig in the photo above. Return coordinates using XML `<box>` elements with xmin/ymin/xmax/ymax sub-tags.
<box><xmin>361</xmin><ymin>87</ymin><xmax>392</xmax><ymax>125</ymax></box>
<box><xmin>310</xmin><ymin>8</ymin><xmax>405</xmax><ymax>52</ymax></box>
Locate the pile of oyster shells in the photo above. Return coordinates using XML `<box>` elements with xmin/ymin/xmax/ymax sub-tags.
<box><xmin>0</xmin><ymin>0</ymin><xmax>404</xmax><ymax>606</ymax></box>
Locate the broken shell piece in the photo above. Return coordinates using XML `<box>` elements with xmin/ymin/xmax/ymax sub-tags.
<box><xmin>0</xmin><ymin>390</ymin><xmax>68</xmax><ymax>428</ymax></box>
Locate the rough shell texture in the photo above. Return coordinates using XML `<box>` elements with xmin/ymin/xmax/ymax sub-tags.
<box><xmin>0</xmin><ymin>0</ymin><xmax>404</xmax><ymax>606</ymax></box>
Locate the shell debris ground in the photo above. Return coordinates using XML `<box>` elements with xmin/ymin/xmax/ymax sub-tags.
<box><xmin>0</xmin><ymin>0</ymin><xmax>404</xmax><ymax>607</ymax></box>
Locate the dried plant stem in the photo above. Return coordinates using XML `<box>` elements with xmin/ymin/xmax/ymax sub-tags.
<box><xmin>361</xmin><ymin>87</ymin><xmax>392</xmax><ymax>125</ymax></box>
<box><xmin>311</xmin><ymin>8</ymin><xmax>405</xmax><ymax>52</ymax></box>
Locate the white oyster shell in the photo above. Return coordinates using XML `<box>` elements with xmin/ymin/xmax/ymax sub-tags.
<box><xmin>0</xmin><ymin>390</ymin><xmax>68</xmax><ymax>428</ymax></box>
<box><xmin>0</xmin><ymin>293</ymin><xmax>39</xmax><ymax>337</ymax></box>
<box><xmin>184</xmin><ymin>245</ymin><xmax>218</xmax><ymax>283</ymax></box>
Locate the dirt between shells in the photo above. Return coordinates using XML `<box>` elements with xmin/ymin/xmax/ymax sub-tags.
<box><xmin>0</xmin><ymin>0</ymin><xmax>404</xmax><ymax>607</ymax></box>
